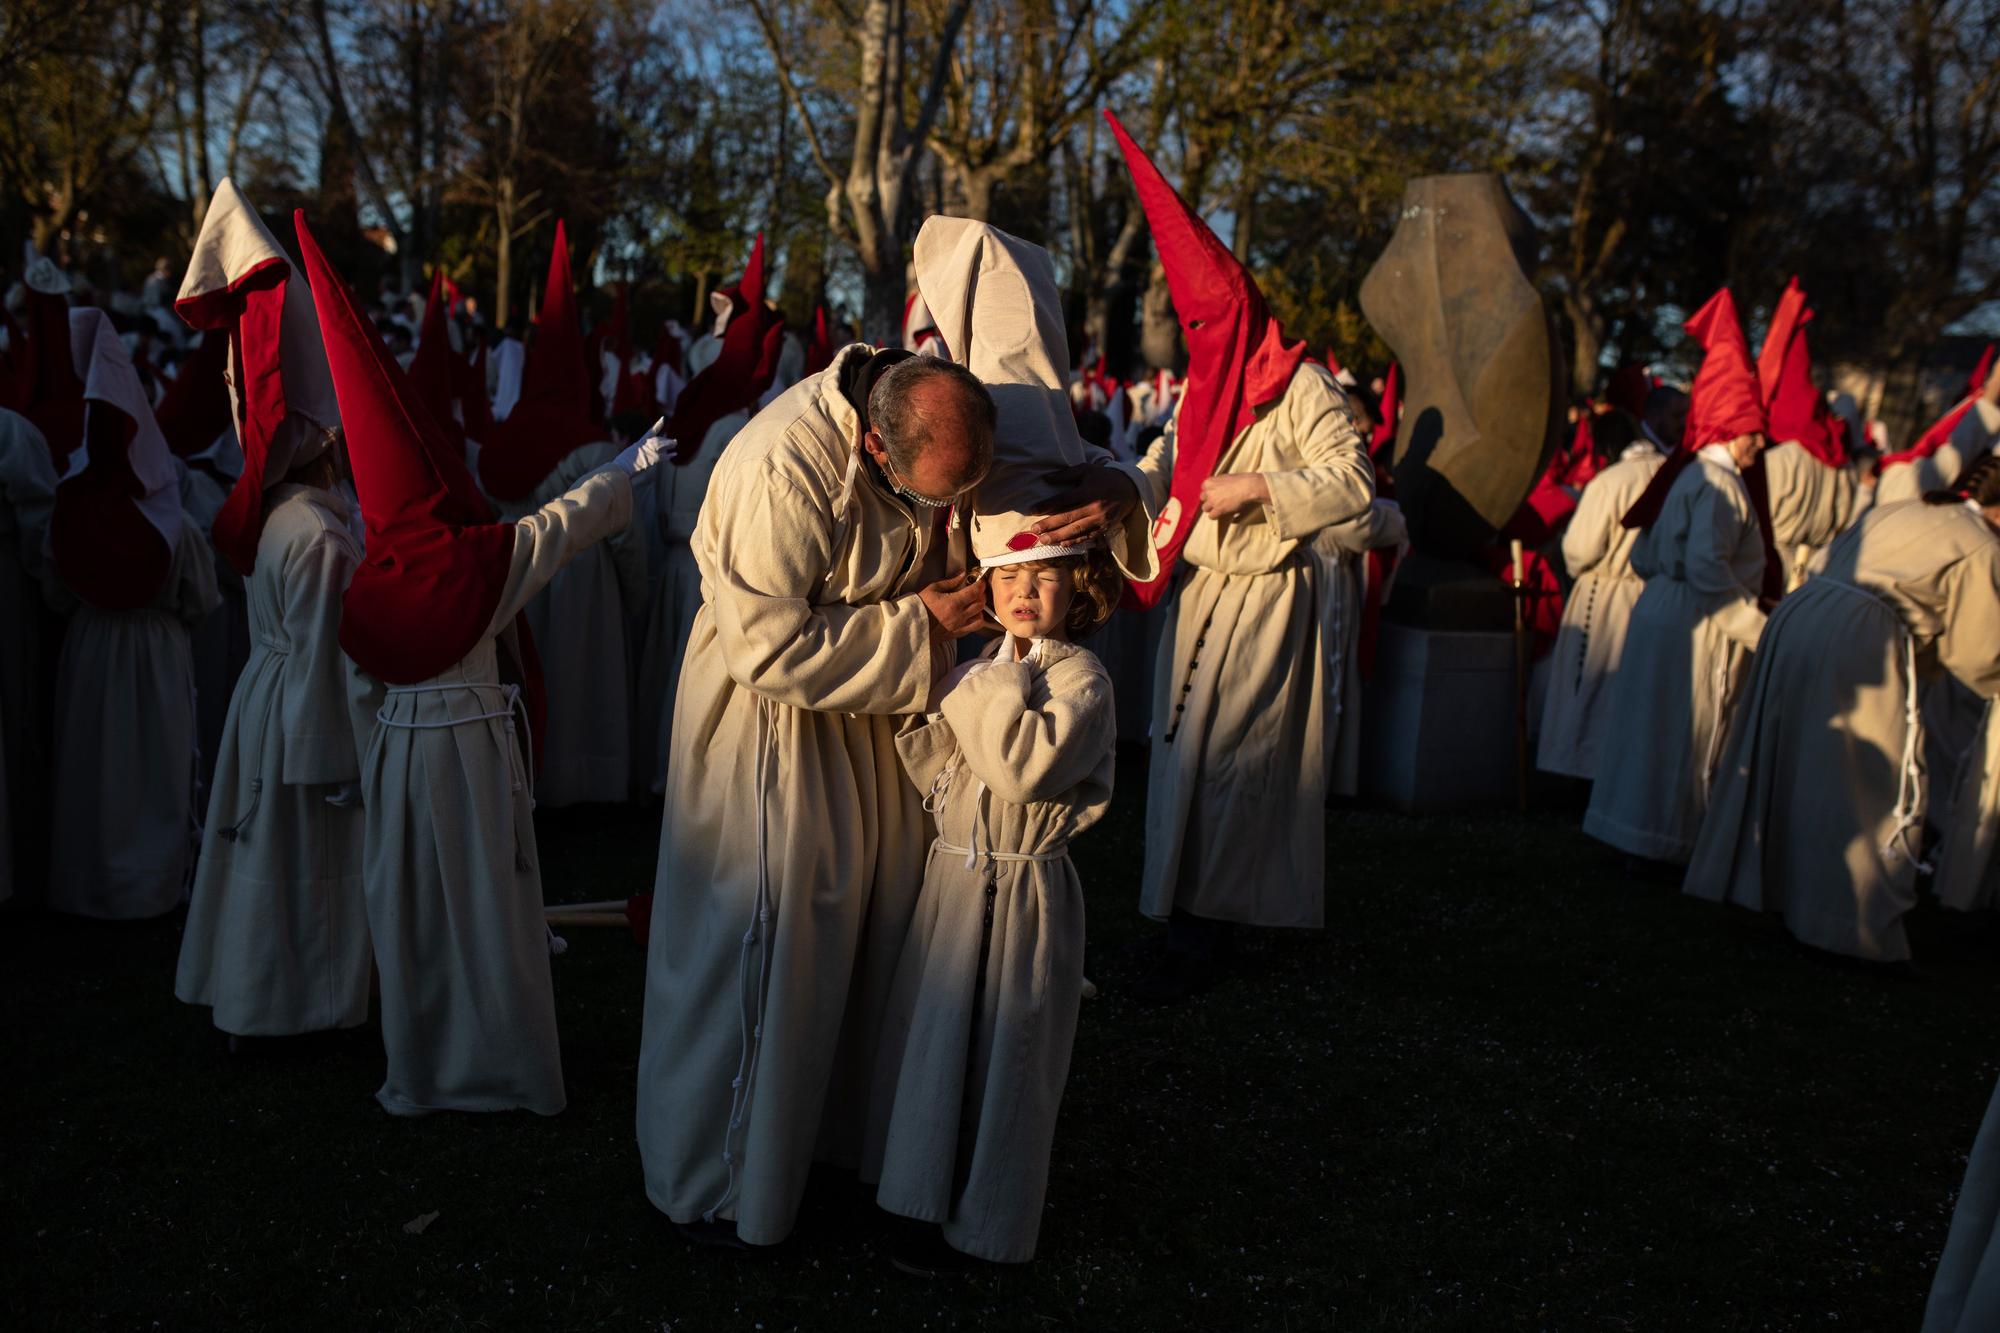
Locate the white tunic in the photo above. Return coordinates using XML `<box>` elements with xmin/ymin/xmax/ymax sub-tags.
<box><xmin>175</xmin><ymin>485</ymin><xmax>372</xmax><ymax>1034</ymax></box>
<box><xmin>1683</xmin><ymin>501</ymin><xmax>2000</xmax><ymax>960</ymax></box>
<box><xmin>48</xmin><ymin>518</ymin><xmax>223</xmax><ymax>917</ymax></box>
<box><xmin>1583</xmin><ymin>446</ymin><xmax>1767</xmax><ymax>863</ymax></box>
<box><xmin>1762</xmin><ymin>439</ymin><xmax>1856</xmax><ymax>587</ymax></box>
<box><xmin>865</xmin><ymin>638</ymin><xmax>1115</xmax><ymax>1263</ymax></box>
<box><xmin>1538</xmin><ymin>444</ymin><xmax>1665</xmax><ymax>778</ymax></box>
<box><xmin>494</xmin><ymin>442</ymin><xmax>645</xmax><ymax>807</ymax></box>
<box><xmin>362</xmin><ymin>466</ymin><xmax>633</xmax><ymax>1116</ymax></box>
<box><xmin>1877</xmin><ymin>398</ymin><xmax>2000</xmax><ymax>507</ymax></box>
<box><xmin>637</xmin><ymin>354</ymin><xmax>954</xmax><ymax>1245</ymax></box>
<box><xmin>1134</xmin><ymin>363</ymin><xmax>1375</xmax><ymax>928</ymax></box>
<box><xmin>633</xmin><ymin>408</ymin><xmax>749</xmax><ymax>794</ymax></box>
<box><xmin>1934</xmin><ymin>690</ymin><xmax>2000</xmax><ymax>915</ymax></box>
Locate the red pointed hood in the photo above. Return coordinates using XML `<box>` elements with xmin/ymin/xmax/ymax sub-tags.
<box><xmin>1622</xmin><ymin>288</ymin><xmax>1782</xmax><ymax>601</ymax></box>
<box><xmin>1969</xmin><ymin>344</ymin><xmax>1996</xmax><ymax>397</ymax></box>
<box><xmin>154</xmin><ymin>330</ymin><xmax>234</xmax><ymax>461</ymax></box>
<box><xmin>176</xmin><ymin>179</ymin><xmax>342</xmax><ymax>573</ymax></box>
<box><xmin>1757</xmin><ymin>278</ymin><xmax>1844</xmax><ymax>466</ymax></box>
<box><xmin>1104</xmin><ymin>108</ymin><xmax>1304</xmax><ymax>608</ymax></box>
<box><xmin>22</xmin><ymin>257</ymin><xmax>84</xmax><ymax>467</ymax></box>
<box><xmin>295</xmin><ymin>210</ymin><xmax>514</xmax><ymax>684</ymax></box>
<box><xmin>406</xmin><ymin>268</ymin><xmax>459</xmax><ymax>436</ymax></box>
<box><xmin>803</xmin><ymin>304</ymin><xmax>834</xmax><ymax>377</ymax></box>
<box><xmin>1681</xmin><ymin>287</ymin><xmax>1766</xmax><ymax>448</ymax></box>
<box><xmin>668</xmin><ymin>232</ymin><xmax>778</xmax><ymax>463</ymax></box>
<box><xmin>481</xmin><ymin>220</ymin><xmax>602</xmax><ymax>499</ymax></box>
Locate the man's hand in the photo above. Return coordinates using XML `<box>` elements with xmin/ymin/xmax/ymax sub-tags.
<box><xmin>1198</xmin><ymin>472</ymin><xmax>1271</xmax><ymax>521</ymax></box>
<box><xmin>920</xmin><ymin>572</ymin><xmax>987</xmax><ymax>641</ymax></box>
<box><xmin>1026</xmin><ymin>463</ymin><xmax>1140</xmax><ymax>546</ymax></box>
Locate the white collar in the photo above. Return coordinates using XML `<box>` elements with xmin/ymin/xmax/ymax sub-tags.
<box><xmin>1697</xmin><ymin>442</ymin><xmax>1740</xmax><ymax>473</ymax></box>
<box><xmin>1005</xmin><ymin>633</ymin><xmax>1063</xmax><ymax>667</ymax></box>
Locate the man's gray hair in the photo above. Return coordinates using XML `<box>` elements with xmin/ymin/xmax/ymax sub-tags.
<box><xmin>869</xmin><ymin>356</ymin><xmax>997</xmax><ymax>477</ymax></box>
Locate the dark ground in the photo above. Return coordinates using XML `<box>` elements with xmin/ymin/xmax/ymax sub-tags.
<box><xmin>4</xmin><ymin>755</ymin><xmax>1996</xmax><ymax>1331</ymax></box>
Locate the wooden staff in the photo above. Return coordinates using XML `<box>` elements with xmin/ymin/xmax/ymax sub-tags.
<box><xmin>543</xmin><ymin>899</ymin><xmax>630</xmax><ymax>928</ymax></box>
<box><xmin>1511</xmin><ymin>537</ymin><xmax>1529</xmax><ymax>813</ymax></box>
<box><xmin>545</xmin><ymin>911</ymin><xmax>628</xmax><ymax>928</ymax></box>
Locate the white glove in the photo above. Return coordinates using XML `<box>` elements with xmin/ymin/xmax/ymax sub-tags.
<box><xmin>613</xmin><ymin>418</ymin><xmax>671</xmax><ymax>476</ymax></box>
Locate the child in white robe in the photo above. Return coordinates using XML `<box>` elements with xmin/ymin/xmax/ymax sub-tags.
<box><xmin>173</xmin><ymin>179</ymin><xmax>363</xmax><ymax>1038</ymax></box>
<box><xmin>174</xmin><ymin>454</ymin><xmax>372</xmax><ymax>1038</ymax></box>
<box><xmin>297</xmin><ymin>210</ymin><xmax>660</xmax><ymax>1116</ymax></box>
<box><xmin>47</xmin><ymin>310</ymin><xmax>222</xmax><ymax>919</ymax></box>
<box><xmin>866</xmin><ymin>521</ymin><xmax>1120</xmax><ymax>1270</ymax></box>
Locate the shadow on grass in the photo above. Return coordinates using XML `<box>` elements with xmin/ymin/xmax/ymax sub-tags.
<box><xmin>2</xmin><ymin>768</ymin><xmax>1994</xmax><ymax>1330</ymax></box>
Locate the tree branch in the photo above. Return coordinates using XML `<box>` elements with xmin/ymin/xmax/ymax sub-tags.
<box><xmin>742</xmin><ymin>0</ymin><xmax>843</xmax><ymax>190</ymax></box>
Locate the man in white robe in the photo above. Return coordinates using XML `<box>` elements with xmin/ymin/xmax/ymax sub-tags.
<box><xmin>637</xmin><ymin>217</ymin><xmax>1156</xmax><ymax>1250</ymax></box>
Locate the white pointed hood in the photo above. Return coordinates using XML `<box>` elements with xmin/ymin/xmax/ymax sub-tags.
<box><xmin>913</xmin><ymin>215</ymin><xmax>1158</xmax><ymax>583</ymax></box>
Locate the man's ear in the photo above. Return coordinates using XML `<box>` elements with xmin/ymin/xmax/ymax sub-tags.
<box><xmin>860</xmin><ymin>427</ymin><xmax>888</xmax><ymax>466</ymax></box>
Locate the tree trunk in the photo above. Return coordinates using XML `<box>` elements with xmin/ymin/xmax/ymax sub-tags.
<box><xmin>403</xmin><ymin>0</ymin><xmax>425</xmax><ymax>292</ymax></box>
<box><xmin>310</xmin><ymin>0</ymin><xmax>409</xmax><ymax>261</ymax></box>
<box><xmin>1231</xmin><ymin>179</ymin><xmax>1256</xmax><ymax>263</ymax></box>
<box><xmin>190</xmin><ymin>0</ymin><xmax>212</xmax><ymax>215</ymax></box>
<box><xmin>957</xmin><ymin>166</ymin><xmax>994</xmax><ymax>223</ymax></box>
<box><xmin>1563</xmin><ymin>286</ymin><xmax>1604</xmax><ymax>399</ymax></box>
<box><xmin>1876</xmin><ymin>351</ymin><xmax>1930</xmax><ymax>449</ymax></box>
<box><xmin>1140</xmin><ymin>264</ymin><xmax>1179</xmax><ymax>371</ymax></box>
<box><xmin>494</xmin><ymin>178</ymin><xmax>515</xmax><ymax>328</ymax></box>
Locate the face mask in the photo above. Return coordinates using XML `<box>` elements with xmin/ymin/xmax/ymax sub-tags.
<box><xmin>876</xmin><ymin>438</ymin><xmax>963</xmax><ymax>510</ymax></box>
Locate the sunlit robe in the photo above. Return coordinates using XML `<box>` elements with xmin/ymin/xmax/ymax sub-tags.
<box><xmin>1583</xmin><ymin>447</ymin><xmax>1766</xmax><ymax>863</ymax></box>
<box><xmin>362</xmin><ymin>466</ymin><xmax>632</xmax><ymax>1116</ymax></box>
<box><xmin>175</xmin><ymin>485</ymin><xmax>371</xmax><ymax>1033</ymax></box>
<box><xmin>1134</xmin><ymin>362</ymin><xmax>1375</xmax><ymax>928</ymax></box>
<box><xmin>1537</xmin><ymin>443</ymin><xmax>1666</xmax><ymax>778</ymax></box>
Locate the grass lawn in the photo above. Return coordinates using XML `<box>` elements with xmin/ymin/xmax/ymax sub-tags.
<box><xmin>4</xmin><ymin>755</ymin><xmax>1995</xmax><ymax>1331</ymax></box>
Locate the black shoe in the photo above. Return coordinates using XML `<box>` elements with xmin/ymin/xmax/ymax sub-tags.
<box><xmin>889</xmin><ymin>1221</ymin><xmax>981</xmax><ymax>1277</ymax></box>
<box><xmin>1127</xmin><ymin>951</ymin><xmax>1220</xmax><ymax>1005</ymax></box>
<box><xmin>674</xmin><ymin>1217</ymin><xmax>753</xmax><ymax>1252</ymax></box>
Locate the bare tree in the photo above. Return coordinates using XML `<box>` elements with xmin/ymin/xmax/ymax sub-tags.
<box><xmin>450</xmin><ymin>0</ymin><xmax>599</xmax><ymax>325</ymax></box>
<box><xmin>0</xmin><ymin>0</ymin><xmax>169</xmax><ymax>253</ymax></box>
<box><xmin>924</xmin><ymin>0</ymin><xmax>1156</xmax><ymax>225</ymax></box>
<box><xmin>744</xmin><ymin>0</ymin><xmax>975</xmax><ymax>339</ymax></box>
<box><xmin>1753</xmin><ymin>0</ymin><xmax>2000</xmax><ymax>436</ymax></box>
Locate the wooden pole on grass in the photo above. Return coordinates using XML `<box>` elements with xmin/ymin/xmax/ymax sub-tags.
<box><xmin>1511</xmin><ymin>537</ymin><xmax>1529</xmax><ymax>813</ymax></box>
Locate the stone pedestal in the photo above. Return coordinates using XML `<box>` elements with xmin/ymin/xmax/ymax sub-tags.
<box><xmin>1362</xmin><ymin>622</ymin><xmax>1519</xmax><ymax>812</ymax></box>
